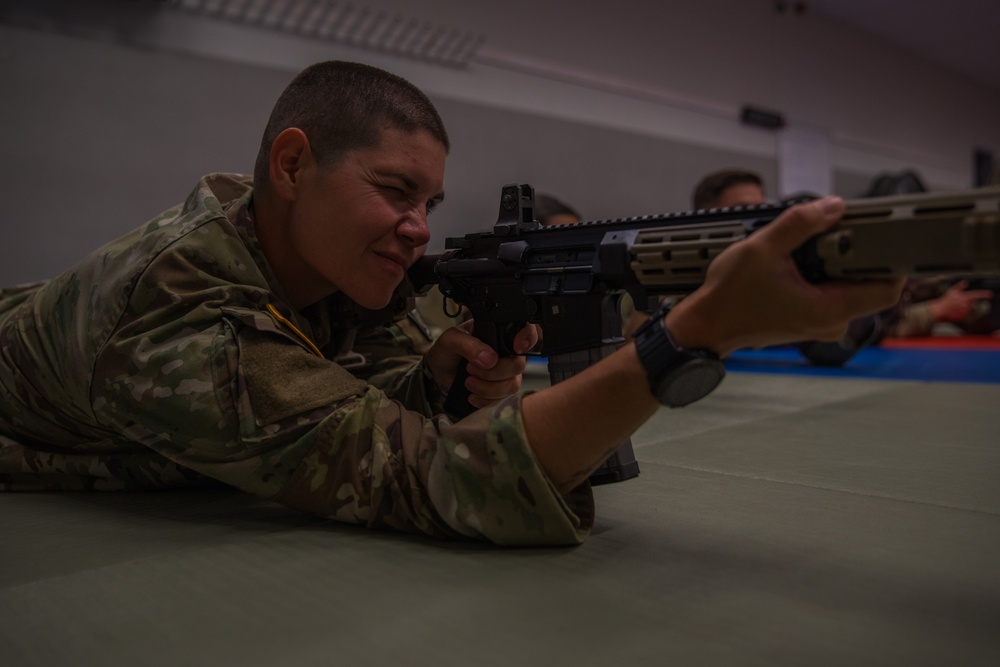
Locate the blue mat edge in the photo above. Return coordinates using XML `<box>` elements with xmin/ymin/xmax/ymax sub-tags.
<box><xmin>525</xmin><ymin>347</ymin><xmax>1000</xmax><ymax>384</ymax></box>
<box><xmin>724</xmin><ymin>346</ymin><xmax>1000</xmax><ymax>384</ymax></box>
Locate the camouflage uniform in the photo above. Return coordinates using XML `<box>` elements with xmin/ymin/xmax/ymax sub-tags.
<box><xmin>0</xmin><ymin>174</ymin><xmax>593</xmax><ymax>545</ymax></box>
<box><xmin>886</xmin><ymin>277</ymin><xmax>997</xmax><ymax>337</ymax></box>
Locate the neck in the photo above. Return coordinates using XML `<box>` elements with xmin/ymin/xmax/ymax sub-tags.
<box><xmin>251</xmin><ymin>193</ymin><xmax>335</xmax><ymax>310</ymax></box>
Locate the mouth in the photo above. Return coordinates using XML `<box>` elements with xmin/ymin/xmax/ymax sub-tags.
<box><xmin>374</xmin><ymin>250</ymin><xmax>409</xmax><ymax>274</ymax></box>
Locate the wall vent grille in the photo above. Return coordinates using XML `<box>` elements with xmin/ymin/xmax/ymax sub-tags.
<box><xmin>169</xmin><ymin>0</ymin><xmax>484</xmax><ymax>68</ymax></box>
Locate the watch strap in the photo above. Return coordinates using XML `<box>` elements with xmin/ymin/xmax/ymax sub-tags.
<box><xmin>634</xmin><ymin>300</ymin><xmax>725</xmax><ymax>407</ymax></box>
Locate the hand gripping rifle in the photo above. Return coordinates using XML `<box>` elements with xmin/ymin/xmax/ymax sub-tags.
<box><xmin>408</xmin><ymin>184</ymin><xmax>1000</xmax><ymax>485</ymax></box>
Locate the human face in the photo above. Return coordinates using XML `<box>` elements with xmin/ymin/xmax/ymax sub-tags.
<box><xmin>715</xmin><ymin>183</ymin><xmax>765</xmax><ymax>208</ymax></box>
<box><xmin>287</xmin><ymin>127</ymin><xmax>446</xmax><ymax>310</ymax></box>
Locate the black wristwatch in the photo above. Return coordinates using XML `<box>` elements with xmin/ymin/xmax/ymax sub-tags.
<box><xmin>633</xmin><ymin>300</ymin><xmax>726</xmax><ymax>407</ymax></box>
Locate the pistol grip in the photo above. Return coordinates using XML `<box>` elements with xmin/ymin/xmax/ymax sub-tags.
<box><xmin>441</xmin><ymin>320</ymin><xmax>523</xmax><ymax>418</ymax></box>
<box><xmin>443</xmin><ymin>364</ymin><xmax>476</xmax><ymax>418</ymax></box>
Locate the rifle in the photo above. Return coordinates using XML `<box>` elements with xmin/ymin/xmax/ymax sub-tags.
<box><xmin>408</xmin><ymin>184</ymin><xmax>1000</xmax><ymax>485</ymax></box>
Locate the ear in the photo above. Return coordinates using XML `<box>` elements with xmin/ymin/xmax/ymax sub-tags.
<box><xmin>268</xmin><ymin>128</ymin><xmax>313</xmax><ymax>201</ymax></box>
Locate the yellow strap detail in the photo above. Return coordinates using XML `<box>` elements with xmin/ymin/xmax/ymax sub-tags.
<box><xmin>266</xmin><ymin>303</ymin><xmax>325</xmax><ymax>359</ymax></box>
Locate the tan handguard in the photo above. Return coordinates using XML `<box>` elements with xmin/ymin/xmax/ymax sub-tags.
<box><xmin>815</xmin><ymin>186</ymin><xmax>1000</xmax><ymax>279</ymax></box>
<box><xmin>629</xmin><ymin>186</ymin><xmax>1000</xmax><ymax>287</ymax></box>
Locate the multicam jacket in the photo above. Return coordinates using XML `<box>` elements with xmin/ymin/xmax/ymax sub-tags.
<box><xmin>0</xmin><ymin>174</ymin><xmax>593</xmax><ymax>545</ymax></box>
<box><xmin>885</xmin><ymin>277</ymin><xmax>997</xmax><ymax>337</ymax></box>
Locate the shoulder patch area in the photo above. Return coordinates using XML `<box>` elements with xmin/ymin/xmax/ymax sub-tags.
<box><xmin>238</xmin><ymin>327</ymin><xmax>367</xmax><ymax>425</ymax></box>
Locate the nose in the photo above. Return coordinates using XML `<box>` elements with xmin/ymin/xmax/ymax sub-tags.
<box><xmin>398</xmin><ymin>206</ymin><xmax>431</xmax><ymax>247</ymax></box>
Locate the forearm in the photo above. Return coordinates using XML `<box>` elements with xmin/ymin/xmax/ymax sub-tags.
<box><xmin>522</xmin><ymin>341</ymin><xmax>658</xmax><ymax>494</ymax></box>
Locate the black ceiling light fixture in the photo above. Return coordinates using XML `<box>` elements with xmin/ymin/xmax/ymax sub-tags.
<box><xmin>740</xmin><ymin>104</ymin><xmax>786</xmax><ymax>130</ymax></box>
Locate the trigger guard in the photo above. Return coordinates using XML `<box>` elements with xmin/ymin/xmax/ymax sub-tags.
<box><xmin>498</xmin><ymin>322</ymin><xmax>525</xmax><ymax>357</ymax></box>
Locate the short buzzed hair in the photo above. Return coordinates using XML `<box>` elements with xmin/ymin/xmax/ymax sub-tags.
<box><xmin>534</xmin><ymin>193</ymin><xmax>581</xmax><ymax>225</ymax></box>
<box><xmin>253</xmin><ymin>61</ymin><xmax>449</xmax><ymax>188</ymax></box>
<box><xmin>692</xmin><ymin>169</ymin><xmax>764</xmax><ymax>210</ymax></box>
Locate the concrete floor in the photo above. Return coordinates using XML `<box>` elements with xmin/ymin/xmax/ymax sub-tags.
<box><xmin>3</xmin><ymin>372</ymin><xmax>999</xmax><ymax>666</ymax></box>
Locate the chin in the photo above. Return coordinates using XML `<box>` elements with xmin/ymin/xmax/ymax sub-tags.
<box><xmin>350</xmin><ymin>285</ymin><xmax>399</xmax><ymax>311</ymax></box>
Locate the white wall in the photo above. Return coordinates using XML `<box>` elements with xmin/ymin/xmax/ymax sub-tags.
<box><xmin>1</xmin><ymin>0</ymin><xmax>998</xmax><ymax>285</ymax></box>
<box><xmin>374</xmin><ymin>0</ymin><xmax>1000</xmax><ymax>185</ymax></box>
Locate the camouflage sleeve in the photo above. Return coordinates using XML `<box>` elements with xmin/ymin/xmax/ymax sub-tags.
<box><xmin>884</xmin><ymin>278</ymin><xmax>945</xmax><ymax>338</ymax></box>
<box><xmin>369</xmin><ymin>358</ymin><xmax>449</xmax><ymax>419</ymax></box>
<box><xmin>347</xmin><ymin>315</ymin><xmax>447</xmax><ymax>415</ymax></box>
<box><xmin>887</xmin><ymin>302</ymin><xmax>935</xmax><ymax>337</ymax></box>
<box><xmin>93</xmin><ymin>307</ymin><xmax>593</xmax><ymax>546</ymax></box>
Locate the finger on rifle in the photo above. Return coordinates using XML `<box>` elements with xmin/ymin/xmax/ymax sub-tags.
<box><xmin>454</xmin><ymin>331</ymin><xmax>497</xmax><ymax>369</ymax></box>
<box><xmin>437</xmin><ymin>322</ymin><xmax>497</xmax><ymax>369</ymax></box>
<box><xmin>512</xmin><ymin>323</ymin><xmax>541</xmax><ymax>354</ymax></box>
<box><xmin>754</xmin><ymin>196</ymin><xmax>845</xmax><ymax>257</ymax></box>
<box><xmin>466</xmin><ymin>354</ymin><xmax>527</xmax><ymax>386</ymax></box>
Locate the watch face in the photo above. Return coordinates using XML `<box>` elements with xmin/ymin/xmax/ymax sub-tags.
<box><xmin>659</xmin><ymin>359</ymin><xmax>726</xmax><ymax>407</ymax></box>
<box><xmin>635</xmin><ymin>310</ymin><xmax>725</xmax><ymax>407</ymax></box>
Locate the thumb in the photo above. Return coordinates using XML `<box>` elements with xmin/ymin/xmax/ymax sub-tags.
<box><xmin>512</xmin><ymin>323</ymin><xmax>541</xmax><ymax>355</ymax></box>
